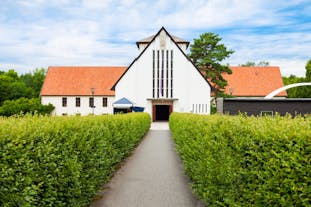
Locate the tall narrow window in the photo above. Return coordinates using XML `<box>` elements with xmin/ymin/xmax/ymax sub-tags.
<box><xmin>76</xmin><ymin>97</ymin><xmax>80</xmax><ymax>107</ymax></box>
<box><xmin>62</xmin><ymin>97</ymin><xmax>67</xmax><ymax>107</ymax></box>
<box><xmin>170</xmin><ymin>50</ymin><xmax>173</xmax><ymax>98</ymax></box>
<box><xmin>89</xmin><ymin>97</ymin><xmax>94</xmax><ymax>108</ymax></box>
<box><xmin>161</xmin><ymin>50</ymin><xmax>164</xmax><ymax>97</ymax></box>
<box><xmin>166</xmin><ymin>50</ymin><xmax>169</xmax><ymax>98</ymax></box>
<box><xmin>103</xmin><ymin>97</ymin><xmax>108</xmax><ymax>107</ymax></box>
<box><xmin>157</xmin><ymin>50</ymin><xmax>160</xmax><ymax>98</ymax></box>
<box><xmin>152</xmin><ymin>50</ymin><xmax>155</xmax><ymax>98</ymax></box>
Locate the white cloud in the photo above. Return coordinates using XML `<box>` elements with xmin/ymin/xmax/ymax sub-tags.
<box><xmin>270</xmin><ymin>59</ymin><xmax>307</xmax><ymax>77</ymax></box>
<box><xmin>0</xmin><ymin>0</ymin><xmax>310</xmax><ymax>77</ymax></box>
<box><xmin>158</xmin><ymin>0</ymin><xmax>281</xmax><ymax>29</ymax></box>
<box><xmin>224</xmin><ymin>31</ymin><xmax>311</xmax><ymax>77</ymax></box>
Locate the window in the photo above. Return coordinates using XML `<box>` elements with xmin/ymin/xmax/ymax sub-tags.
<box><xmin>261</xmin><ymin>111</ymin><xmax>273</xmax><ymax>117</ymax></box>
<box><xmin>170</xmin><ymin>50</ymin><xmax>173</xmax><ymax>98</ymax></box>
<box><xmin>103</xmin><ymin>97</ymin><xmax>108</xmax><ymax>107</ymax></box>
<box><xmin>62</xmin><ymin>97</ymin><xmax>67</xmax><ymax>107</ymax></box>
<box><xmin>157</xmin><ymin>50</ymin><xmax>160</xmax><ymax>98</ymax></box>
<box><xmin>153</xmin><ymin>49</ymin><xmax>173</xmax><ymax>98</ymax></box>
<box><xmin>161</xmin><ymin>50</ymin><xmax>164</xmax><ymax>97</ymax></box>
<box><xmin>89</xmin><ymin>97</ymin><xmax>94</xmax><ymax>107</ymax></box>
<box><xmin>153</xmin><ymin>50</ymin><xmax>155</xmax><ymax>98</ymax></box>
<box><xmin>166</xmin><ymin>50</ymin><xmax>169</xmax><ymax>98</ymax></box>
<box><xmin>76</xmin><ymin>97</ymin><xmax>80</xmax><ymax>107</ymax></box>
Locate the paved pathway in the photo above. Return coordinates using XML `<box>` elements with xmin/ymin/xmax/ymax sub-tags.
<box><xmin>91</xmin><ymin>122</ymin><xmax>203</xmax><ymax>207</ymax></box>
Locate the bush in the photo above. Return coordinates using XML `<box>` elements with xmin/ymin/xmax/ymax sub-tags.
<box><xmin>169</xmin><ymin>113</ymin><xmax>311</xmax><ymax>206</ymax></box>
<box><xmin>0</xmin><ymin>113</ymin><xmax>150</xmax><ymax>207</ymax></box>
<box><xmin>0</xmin><ymin>98</ymin><xmax>54</xmax><ymax>116</ymax></box>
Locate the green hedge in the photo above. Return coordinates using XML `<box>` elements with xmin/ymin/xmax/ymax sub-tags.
<box><xmin>169</xmin><ymin>113</ymin><xmax>311</xmax><ymax>206</ymax></box>
<box><xmin>0</xmin><ymin>113</ymin><xmax>150</xmax><ymax>207</ymax></box>
<box><xmin>0</xmin><ymin>98</ymin><xmax>54</xmax><ymax>117</ymax></box>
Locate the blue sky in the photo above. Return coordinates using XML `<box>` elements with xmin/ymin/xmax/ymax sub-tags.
<box><xmin>0</xmin><ymin>0</ymin><xmax>310</xmax><ymax>77</ymax></box>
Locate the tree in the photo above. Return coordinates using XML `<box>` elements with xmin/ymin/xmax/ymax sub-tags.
<box><xmin>0</xmin><ymin>68</ymin><xmax>52</xmax><ymax>116</ymax></box>
<box><xmin>0</xmin><ymin>75</ymin><xmax>14</xmax><ymax>104</ymax></box>
<box><xmin>282</xmin><ymin>59</ymin><xmax>311</xmax><ymax>98</ymax></box>
<box><xmin>8</xmin><ymin>81</ymin><xmax>34</xmax><ymax>100</ymax></box>
<box><xmin>5</xmin><ymin>69</ymin><xmax>19</xmax><ymax>80</ymax></box>
<box><xmin>283</xmin><ymin>75</ymin><xmax>306</xmax><ymax>98</ymax></box>
<box><xmin>306</xmin><ymin>59</ymin><xmax>311</xmax><ymax>81</ymax></box>
<box><xmin>258</xmin><ymin>61</ymin><xmax>270</xmax><ymax>66</ymax></box>
<box><xmin>0</xmin><ymin>68</ymin><xmax>46</xmax><ymax>105</ymax></box>
<box><xmin>188</xmin><ymin>32</ymin><xmax>234</xmax><ymax>95</ymax></box>
<box><xmin>241</xmin><ymin>61</ymin><xmax>256</xmax><ymax>66</ymax></box>
<box><xmin>240</xmin><ymin>61</ymin><xmax>270</xmax><ymax>66</ymax></box>
<box><xmin>20</xmin><ymin>68</ymin><xmax>46</xmax><ymax>97</ymax></box>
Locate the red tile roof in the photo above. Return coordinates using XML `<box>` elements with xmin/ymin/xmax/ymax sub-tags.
<box><xmin>41</xmin><ymin>66</ymin><xmax>126</xmax><ymax>96</ymax></box>
<box><xmin>223</xmin><ymin>66</ymin><xmax>287</xmax><ymax>97</ymax></box>
<box><xmin>41</xmin><ymin>66</ymin><xmax>286</xmax><ymax>97</ymax></box>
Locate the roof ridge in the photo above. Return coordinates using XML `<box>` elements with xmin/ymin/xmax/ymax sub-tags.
<box><xmin>48</xmin><ymin>66</ymin><xmax>127</xmax><ymax>68</ymax></box>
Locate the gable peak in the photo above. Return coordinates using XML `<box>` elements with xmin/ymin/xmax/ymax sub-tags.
<box><xmin>136</xmin><ymin>27</ymin><xmax>189</xmax><ymax>51</ymax></box>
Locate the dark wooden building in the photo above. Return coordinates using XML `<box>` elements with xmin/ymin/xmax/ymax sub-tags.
<box><xmin>217</xmin><ymin>98</ymin><xmax>311</xmax><ymax>116</ymax></box>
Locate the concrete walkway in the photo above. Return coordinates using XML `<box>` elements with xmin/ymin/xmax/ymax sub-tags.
<box><xmin>91</xmin><ymin>122</ymin><xmax>203</xmax><ymax>207</ymax></box>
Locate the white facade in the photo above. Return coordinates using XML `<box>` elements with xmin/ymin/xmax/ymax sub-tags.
<box><xmin>138</xmin><ymin>42</ymin><xmax>188</xmax><ymax>53</ymax></box>
<box><xmin>41</xmin><ymin>28</ymin><xmax>211</xmax><ymax>119</ymax></box>
<box><xmin>115</xmin><ymin>28</ymin><xmax>211</xmax><ymax>120</ymax></box>
<box><xmin>42</xmin><ymin>96</ymin><xmax>115</xmax><ymax>116</ymax></box>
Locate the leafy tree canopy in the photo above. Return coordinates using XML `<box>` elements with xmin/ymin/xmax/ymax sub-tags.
<box><xmin>20</xmin><ymin>68</ymin><xmax>46</xmax><ymax>97</ymax></box>
<box><xmin>240</xmin><ymin>61</ymin><xmax>270</xmax><ymax>67</ymax></box>
<box><xmin>188</xmin><ymin>32</ymin><xmax>234</xmax><ymax>95</ymax></box>
<box><xmin>282</xmin><ymin>59</ymin><xmax>311</xmax><ymax>98</ymax></box>
<box><xmin>306</xmin><ymin>59</ymin><xmax>311</xmax><ymax>81</ymax></box>
<box><xmin>0</xmin><ymin>68</ymin><xmax>46</xmax><ymax>105</ymax></box>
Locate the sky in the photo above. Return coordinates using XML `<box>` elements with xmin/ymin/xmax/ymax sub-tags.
<box><xmin>0</xmin><ymin>0</ymin><xmax>310</xmax><ymax>77</ymax></box>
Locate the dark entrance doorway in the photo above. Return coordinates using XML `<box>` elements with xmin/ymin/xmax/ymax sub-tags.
<box><xmin>155</xmin><ymin>105</ymin><xmax>170</xmax><ymax>121</ymax></box>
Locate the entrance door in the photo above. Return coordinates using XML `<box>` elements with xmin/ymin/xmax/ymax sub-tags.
<box><xmin>155</xmin><ymin>105</ymin><xmax>170</xmax><ymax>121</ymax></box>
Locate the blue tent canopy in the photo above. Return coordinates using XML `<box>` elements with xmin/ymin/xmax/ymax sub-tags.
<box><xmin>113</xmin><ymin>97</ymin><xmax>133</xmax><ymax>108</ymax></box>
<box><xmin>132</xmin><ymin>106</ymin><xmax>144</xmax><ymax>112</ymax></box>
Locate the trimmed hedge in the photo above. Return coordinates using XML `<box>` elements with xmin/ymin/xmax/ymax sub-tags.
<box><xmin>169</xmin><ymin>113</ymin><xmax>311</xmax><ymax>206</ymax></box>
<box><xmin>0</xmin><ymin>98</ymin><xmax>54</xmax><ymax>117</ymax></box>
<box><xmin>0</xmin><ymin>113</ymin><xmax>150</xmax><ymax>207</ymax></box>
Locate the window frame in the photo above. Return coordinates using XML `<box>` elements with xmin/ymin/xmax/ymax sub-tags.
<box><xmin>260</xmin><ymin>111</ymin><xmax>274</xmax><ymax>117</ymax></box>
<box><xmin>62</xmin><ymin>97</ymin><xmax>67</xmax><ymax>107</ymax></box>
<box><xmin>103</xmin><ymin>97</ymin><xmax>108</xmax><ymax>107</ymax></box>
<box><xmin>76</xmin><ymin>97</ymin><xmax>81</xmax><ymax>107</ymax></box>
<box><xmin>89</xmin><ymin>97</ymin><xmax>94</xmax><ymax>108</ymax></box>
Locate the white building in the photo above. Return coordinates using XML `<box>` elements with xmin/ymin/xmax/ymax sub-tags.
<box><xmin>41</xmin><ymin>66</ymin><xmax>126</xmax><ymax>116</ymax></box>
<box><xmin>41</xmin><ymin>27</ymin><xmax>212</xmax><ymax>120</ymax></box>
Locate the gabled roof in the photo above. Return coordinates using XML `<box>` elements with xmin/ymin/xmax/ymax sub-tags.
<box><xmin>113</xmin><ymin>97</ymin><xmax>133</xmax><ymax>105</ymax></box>
<box><xmin>113</xmin><ymin>97</ymin><xmax>134</xmax><ymax>109</ymax></box>
<box><xmin>136</xmin><ymin>34</ymin><xmax>189</xmax><ymax>48</ymax></box>
<box><xmin>41</xmin><ymin>66</ymin><xmax>286</xmax><ymax>97</ymax></box>
<box><xmin>112</xmin><ymin>26</ymin><xmax>212</xmax><ymax>90</ymax></box>
<box><xmin>223</xmin><ymin>66</ymin><xmax>287</xmax><ymax>97</ymax></box>
<box><xmin>41</xmin><ymin>66</ymin><xmax>126</xmax><ymax>96</ymax></box>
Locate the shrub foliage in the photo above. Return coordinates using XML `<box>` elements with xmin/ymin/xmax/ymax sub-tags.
<box><xmin>0</xmin><ymin>98</ymin><xmax>54</xmax><ymax>117</ymax></box>
<box><xmin>0</xmin><ymin>113</ymin><xmax>150</xmax><ymax>207</ymax></box>
<box><xmin>169</xmin><ymin>113</ymin><xmax>311</xmax><ymax>206</ymax></box>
